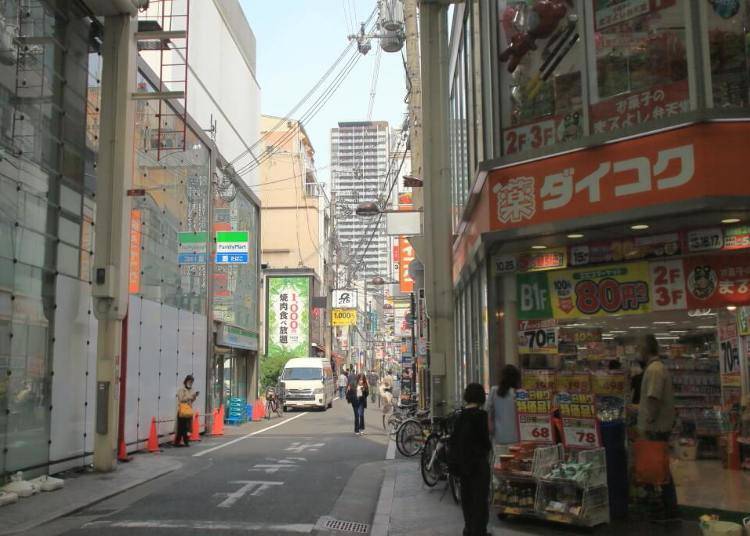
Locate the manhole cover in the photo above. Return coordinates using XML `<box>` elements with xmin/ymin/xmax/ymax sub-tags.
<box><xmin>324</xmin><ymin>518</ymin><xmax>370</xmax><ymax>534</ymax></box>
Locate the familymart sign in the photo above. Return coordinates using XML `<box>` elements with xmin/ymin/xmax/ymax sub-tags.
<box><xmin>215</xmin><ymin>231</ymin><xmax>249</xmax><ymax>264</ymax></box>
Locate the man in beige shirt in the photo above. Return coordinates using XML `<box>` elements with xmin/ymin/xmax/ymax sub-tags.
<box><xmin>636</xmin><ymin>334</ymin><xmax>678</xmax><ymax>520</ymax></box>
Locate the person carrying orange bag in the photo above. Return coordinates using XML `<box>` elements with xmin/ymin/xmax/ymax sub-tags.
<box><xmin>634</xmin><ymin>334</ymin><xmax>678</xmax><ymax>520</ymax></box>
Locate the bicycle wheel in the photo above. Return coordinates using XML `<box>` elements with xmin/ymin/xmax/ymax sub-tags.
<box><xmin>449</xmin><ymin>474</ymin><xmax>461</xmax><ymax>504</ymax></box>
<box><xmin>387</xmin><ymin>414</ymin><xmax>401</xmax><ymax>439</ymax></box>
<box><xmin>420</xmin><ymin>434</ymin><xmax>441</xmax><ymax>487</ymax></box>
<box><xmin>396</xmin><ymin>419</ymin><xmax>424</xmax><ymax>457</ymax></box>
<box><xmin>265</xmin><ymin>400</ymin><xmax>272</xmax><ymax>420</ymax></box>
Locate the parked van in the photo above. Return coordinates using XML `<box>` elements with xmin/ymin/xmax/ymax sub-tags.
<box><xmin>280</xmin><ymin>357</ymin><xmax>335</xmax><ymax>411</ymax></box>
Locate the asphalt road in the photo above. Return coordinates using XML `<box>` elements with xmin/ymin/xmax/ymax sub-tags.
<box><xmin>32</xmin><ymin>399</ymin><xmax>390</xmax><ymax>536</ymax></box>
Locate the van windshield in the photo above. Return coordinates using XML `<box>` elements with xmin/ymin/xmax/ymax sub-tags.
<box><xmin>283</xmin><ymin>368</ymin><xmax>322</xmax><ymax>381</ymax></box>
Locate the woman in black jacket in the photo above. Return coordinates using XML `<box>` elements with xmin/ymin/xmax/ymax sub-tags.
<box><xmin>454</xmin><ymin>383</ymin><xmax>492</xmax><ymax>536</ymax></box>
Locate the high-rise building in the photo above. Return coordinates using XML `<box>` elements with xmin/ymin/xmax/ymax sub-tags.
<box><xmin>330</xmin><ymin>121</ymin><xmax>391</xmax><ymax>282</ymax></box>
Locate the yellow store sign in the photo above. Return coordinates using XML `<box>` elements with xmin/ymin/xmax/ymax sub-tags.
<box><xmin>332</xmin><ymin>309</ymin><xmax>357</xmax><ymax>326</ymax></box>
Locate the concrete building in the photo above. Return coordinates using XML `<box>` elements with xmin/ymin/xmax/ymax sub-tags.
<box><xmin>330</xmin><ymin>121</ymin><xmax>391</xmax><ymax>282</ymax></box>
<box><xmin>257</xmin><ymin>117</ymin><xmax>330</xmax><ymax>360</ymax></box>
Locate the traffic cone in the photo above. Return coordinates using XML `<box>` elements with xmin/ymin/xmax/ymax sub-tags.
<box><xmin>218</xmin><ymin>405</ymin><xmax>225</xmax><ymax>434</ymax></box>
<box><xmin>253</xmin><ymin>399</ymin><xmax>264</xmax><ymax>422</ymax></box>
<box><xmin>210</xmin><ymin>409</ymin><xmax>223</xmax><ymax>436</ymax></box>
<box><xmin>117</xmin><ymin>438</ymin><xmax>131</xmax><ymax>462</ymax></box>
<box><xmin>189</xmin><ymin>412</ymin><xmax>201</xmax><ymax>442</ymax></box>
<box><xmin>147</xmin><ymin>417</ymin><xmax>160</xmax><ymax>453</ymax></box>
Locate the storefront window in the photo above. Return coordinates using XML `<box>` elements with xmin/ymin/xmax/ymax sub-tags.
<box><xmin>705</xmin><ymin>0</ymin><xmax>750</xmax><ymax>109</ymax></box>
<box><xmin>497</xmin><ymin>0</ymin><xmax>585</xmax><ymax>156</ymax></box>
<box><xmin>590</xmin><ymin>1</ymin><xmax>691</xmax><ymax>135</ymax></box>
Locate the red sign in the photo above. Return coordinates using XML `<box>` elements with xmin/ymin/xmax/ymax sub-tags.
<box><xmin>128</xmin><ymin>210</ymin><xmax>142</xmax><ymax>294</ymax></box>
<box><xmin>518</xmin><ymin>248</ymin><xmax>567</xmax><ymax>272</ymax></box>
<box><xmin>684</xmin><ymin>254</ymin><xmax>750</xmax><ymax>308</ymax></box>
<box><xmin>399</xmin><ymin>237</ymin><xmax>415</xmax><ymax>293</ymax></box>
<box><xmin>488</xmin><ymin>124</ymin><xmax>750</xmax><ymax>232</ymax></box>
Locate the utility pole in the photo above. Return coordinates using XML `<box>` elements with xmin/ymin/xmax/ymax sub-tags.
<box><xmin>92</xmin><ymin>13</ymin><xmax>137</xmax><ymax>472</ymax></box>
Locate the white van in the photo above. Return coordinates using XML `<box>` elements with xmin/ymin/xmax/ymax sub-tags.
<box><xmin>280</xmin><ymin>357</ymin><xmax>335</xmax><ymax>411</ymax></box>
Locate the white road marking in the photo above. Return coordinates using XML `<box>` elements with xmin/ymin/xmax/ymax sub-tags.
<box><xmin>193</xmin><ymin>412</ymin><xmax>307</xmax><ymax>457</ymax></box>
<box><xmin>249</xmin><ymin>457</ymin><xmax>307</xmax><ymax>473</ymax></box>
<box><xmin>217</xmin><ymin>480</ymin><xmax>283</xmax><ymax>508</ymax></box>
<box><xmin>284</xmin><ymin>441</ymin><xmax>325</xmax><ymax>453</ymax></box>
<box><xmin>386</xmin><ymin>438</ymin><xmax>396</xmax><ymax>460</ymax></box>
<box><xmin>83</xmin><ymin>520</ymin><xmax>314</xmax><ymax>532</ymax></box>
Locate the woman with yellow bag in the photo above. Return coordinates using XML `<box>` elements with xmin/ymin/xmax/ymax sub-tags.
<box><xmin>175</xmin><ymin>374</ymin><xmax>199</xmax><ymax>447</ymax></box>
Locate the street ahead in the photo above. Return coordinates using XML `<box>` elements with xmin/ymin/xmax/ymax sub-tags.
<box><xmin>31</xmin><ymin>400</ymin><xmax>389</xmax><ymax>536</ymax></box>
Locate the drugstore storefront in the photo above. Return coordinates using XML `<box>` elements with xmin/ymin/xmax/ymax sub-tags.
<box><xmin>453</xmin><ymin>122</ymin><xmax>750</xmax><ymax>516</ymax></box>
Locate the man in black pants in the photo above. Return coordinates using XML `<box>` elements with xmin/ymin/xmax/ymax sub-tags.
<box><xmin>453</xmin><ymin>383</ymin><xmax>492</xmax><ymax>536</ymax></box>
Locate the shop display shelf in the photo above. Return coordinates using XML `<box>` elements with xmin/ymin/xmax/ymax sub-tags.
<box><xmin>493</xmin><ymin>470</ymin><xmax>536</xmax><ymax>482</ymax></box>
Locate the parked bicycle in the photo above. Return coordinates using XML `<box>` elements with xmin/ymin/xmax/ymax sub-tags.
<box><xmin>395</xmin><ymin>410</ymin><xmax>431</xmax><ymax>457</ymax></box>
<box><xmin>420</xmin><ymin>410</ymin><xmax>462</xmax><ymax>504</ymax></box>
<box><xmin>382</xmin><ymin>399</ymin><xmax>418</xmax><ymax>438</ymax></box>
<box><xmin>265</xmin><ymin>386</ymin><xmax>283</xmax><ymax>420</ymax></box>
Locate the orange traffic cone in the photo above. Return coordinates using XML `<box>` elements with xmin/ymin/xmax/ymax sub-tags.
<box><xmin>210</xmin><ymin>409</ymin><xmax>223</xmax><ymax>436</ymax></box>
<box><xmin>218</xmin><ymin>405</ymin><xmax>225</xmax><ymax>434</ymax></box>
<box><xmin>147</xmin><ymin>417</ymin><xmax>160</xmax><ymax>453</ymax></box>
<box><xmin>189</xmin><ymin>412</ymin><xmax>202</xmax><ymax>442</ymax></box>
<box><xmin>117</xmin><ymin>438</ymin><xmax>131</xmax><ymax>462</ymax></box>
<box><xmin>253</xmin><ymin>399</ymin><xmax>264</xmax><ymax>422</ymax></box>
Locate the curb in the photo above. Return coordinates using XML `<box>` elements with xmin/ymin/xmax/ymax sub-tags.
<box><xmin>0</xmin><ymin>458</ymin><xmax>182</xmax><ymax>536</ymax></box>
<box><xmin>370</xmin><ymin>463</ymin><xmax>397</xmax><ymax>536</ymax></box>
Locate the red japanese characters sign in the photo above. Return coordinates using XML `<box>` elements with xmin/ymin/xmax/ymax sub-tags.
<box><xmin>684</xmin><ymin>254</ymin><xmax>750</xmax><ymax>308</ymax></box>
<box><xmin>488</xmin><ymin>124</ymin><xmax>750</xmax><ymax>231</ymax></box>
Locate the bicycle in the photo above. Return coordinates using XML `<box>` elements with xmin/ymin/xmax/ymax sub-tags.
<box><xmin>420</xmin><ymin>410</ymin><xmax>462</xmax><ymax>504</ymax></box>
<box><xmin>382</xmin><ymin>400</ymin><xmax>418</xmax><ymax>438</ymax></box>
<box><xmin>395</xmin><ymin>410</ymin><xmax>431</xmax><ymax>457</ymax></box>
<box><xmin>265</xmin><ymin>386</ymin><xmax>283</xmax><ymax>420</ymax></box>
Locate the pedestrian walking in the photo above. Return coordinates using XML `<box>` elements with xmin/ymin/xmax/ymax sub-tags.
<box><xmin>486</xmin><ymin>364</ymin><xmax>521</xmax><ymax>454</ymax></box>
<box><xmin>635</xmin><ymin>334</ymin><xmax>678</xmax><ymax>520</ymax></box>
<box><xmin>453</xmin><ymin>383</ymin><xmax>492</xmax><ymax>536</ymax></box>
<box><xmin>175</xmin><ymin>374</ymin><xmax>198</xmax><ymax>447</ymax></box>
<box><xmin>347</xmin><ymin>373</ymin><xmax>369</xmax><ymax>435</ymax></box>
<box><xmin>337</xmin><ymin>370</ymin><xmax>348</xmax><ymax>400</ymax></box>
<box><xmin>368</xmin><ymin>370</ymin><xmax>378</xmax><ymax>404</ymax></box>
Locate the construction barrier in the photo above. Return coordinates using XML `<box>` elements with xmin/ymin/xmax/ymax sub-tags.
<box><xmin>252</xmin><ymin>399</ymin><xmax>264</xmax><ymax>422</ymax></box>
<box><xmin>210</xmin><ymin>408</ymin><xmax>224</xmax><ymax>436</ymax></box>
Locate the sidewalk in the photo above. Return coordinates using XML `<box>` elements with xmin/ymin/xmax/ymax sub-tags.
<box><xmin>372</xmin><ymin>460</ymin><xmax>704</xmax><ymax>536</ymax></box>
<box><xmin>0</xmin><ymin>454</ymin><xmax>182</xmax><ymax>535</ymax></box>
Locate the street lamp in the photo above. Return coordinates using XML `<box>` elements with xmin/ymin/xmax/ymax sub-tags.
<box><xmin>355</xmin><ymin>201</ymin><xmax>423</xmax><ymax>217</ymax></box>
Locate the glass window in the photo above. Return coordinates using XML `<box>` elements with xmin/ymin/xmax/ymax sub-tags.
<box><xmin>497</xmin><ymin>1</ymin><xmax>585</xmax><ymax>156</ymax></box>
<box><xmin>705</xmin><ymin>0</ymin><xmax>750</xmax><ymax>109</ymax></box>
<box><xmin>590</xmin><ymin>1</ymin><xmax>691</xmax><ymax>134</ymax></box>
<box><xmin>282</xmin><ymin>367</ymin><xmax>323</xmax><ymax>381</ymax></box>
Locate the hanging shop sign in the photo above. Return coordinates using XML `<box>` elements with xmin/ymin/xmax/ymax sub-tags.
<box><xmin>737</xmin><ymin>306</ymin><xmax>750</xmax><ymax>336</ymax></box>
<box><xmin>178</xmin><ymin>231</ymin><xmax>208</xmax><ymax>265</ymax></box>
<box><xmin>569</xmin><ymin>233</ymin><xmax>681</xmax><ymax>268</ymax></box>
<box><xmin>266</xmin><ymin>276</ymin><xmax>310</xmax><ymax>358</ymax></box>
<box><xmin>686</xmin><ymin>228</ymin><xmax>724</xmax><ymax>253</ymax></box>
<box><xmin>719</xmin><ymin>320</ymin><xmax>742</xmax><ymax>389</ymax></box>
<box><xmin>684</xmin><ymin>253</ymin><xmax>750</xmax><ymax>308</ymax></box>
<box><xmin>518</xmin><ymin>248</ymin><xmax>567</xmax><ymax>272</ymax></box>
<box><xmin>489</xmin><ymin>123</ymin><xmax>750</xmax><ymax>232</ymax></box>
<box><xmin>216</xmin><ymin>324</ymin><xmax>259</xmax><ymax>351</ymax></box>
<box><xmin>515</xmin><ymin>388</ymin><xmax>554</xmax><ymax>444</ymax></box>
<box><xmin>556</xmin><ymin>372</ymin><xmax>591</xmax><ymax>395</ymax></box>
<box><xmin>128</xmin><ymin>209</ymin><xmax>142</xmax><ymax>294</ymax></box>
<box><xmin>215</xmin><ymin>231</ymin><xmax>249</xmax><ymax>264</ymax></box>
<box><xmin>521</xmin><ymin>368</ymin><xmax>557</xmax><ymax>391</ymax></box>
<box><xmin>548</xmin><ymin>263</ymin><xmax>650</xmax><ymax>320</ymax></box>
<box><xmin>399</xmin><ymin>237</ymin><xmax>415</xmax><ymax>293</ymax></box>
<box><xmin>518</xmin><ymin>323</ymin><xmax>559</xmax><ymax>354</ymax></box>
<box><xmin>493</xmin><ymin>254</ymin><xmax>518</xmax><ymax>275</ymax></box>
<box><xmin>332</xmin><ymin>309</ymin><xmax>358</xmax><ymax>326</ymax></box>
<box><xmin>723</xmin><ymin>225</ymin><xmax>750</xmax><ymax>251</ymax></box>
<box><xmin>591</xmin><ymin>371</ymin><xmax>627</xmax><ymax>397</ymax></box>
<box><xmin>332</xmin><ymin>289</ymin><xmax>358</xmax><ymax>309</ymax></box>
<box><xmin>648</xmin><ymin>259</ymin><xmax>687</xmax><ymax>312</ymax></box>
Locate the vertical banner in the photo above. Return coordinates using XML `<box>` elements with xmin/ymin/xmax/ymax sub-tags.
<box><xmin>719</xmin><ymin>319</ymin><xmax>742</xmax><ymax>406</ymax></box>
<box><xmin>266</xmin><ymin>277</ymin><xmax>310</xmax><ymax>357</ymax></box>
<box><xmin>399</xmin><ymin>237</ymin><xmax>415</xmax><ymax>293</ymax></box>
<box><xmin>128</xmin><ymin>209</ymin><xmax>142</xmax><ymax>294</ymax></box>
<box><xmin>515</xmin><ymin>388</ymin><xmax>553</xmax><ymax>444</ymax></box>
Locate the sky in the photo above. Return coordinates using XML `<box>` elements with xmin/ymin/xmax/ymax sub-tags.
<box><xmin>240</xmin><ymin>0</ymin><xmax>408</xmax><ymax>185</ymax></box>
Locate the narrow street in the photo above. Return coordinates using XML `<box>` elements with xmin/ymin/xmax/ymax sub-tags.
<box><xmin>31</xmin><ymin>401</ymin><xmax>389</xmax><ymax>536</ymax></box>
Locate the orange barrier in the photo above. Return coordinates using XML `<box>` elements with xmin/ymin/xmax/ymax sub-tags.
<box><xmin>147</xmin><ymin>417</ymin><xmax>160</xmax><ymax>453</ymax></box>
<box><xmin>252</xmin><ymin>399</ymin><xmax>264</xmax><ymax>421</ymax></box>
<box><xmin>189</xmin><ymin>411</ymin><xmax>202</xmax><ymax>442</ymax></box>
<box><xmin>210</xmin><ymin>408</ymin><xmax>224</xmax><ymax>436</ymax></box>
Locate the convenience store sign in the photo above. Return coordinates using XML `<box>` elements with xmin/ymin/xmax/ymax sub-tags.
<box><xmin>215</xmin><ymin>231</ymin><xmax>249</xmax><ymax>264</ymax></box>
<box><xmin>518</xmin><ymin>253</ymin><xmax>750</xmax><ymax>320</ymax></box>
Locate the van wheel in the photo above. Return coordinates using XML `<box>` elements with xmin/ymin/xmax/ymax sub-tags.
<box><xmin>283</xmin><ymin>406</ymin><xmax>288</xmax><ymax>412</ymax></box>
<box><xmin>327</xmin><ymin>399</ymin><xmax>333</xmax><ymax>409</ymax></box>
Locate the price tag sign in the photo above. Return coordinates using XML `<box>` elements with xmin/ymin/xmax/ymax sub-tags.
<box><xmin>518</xmin><ymin>414</ymin><xmax>554</xmax><ymax>444</ymax></box>
<box><xmin>558</xmin><ymin>392</ymin><xmax>595</xmax><ymax>419</ymax></box>
<box><xmin>591</xmin><ymin>372</ymin><xmax>626</xmax><ymax>396</ymax></box>
<box><xmin>518</xmin><ymin>327</ymin><xmax>559</xmax><ymax>354</ymax></box>
<box><xmin>521</xmin><ymin>370</ymin><xmax>556</xmax><ymax>391</ymax></box>
<box><xmin>556</xmin><ymin>372</ymin><xmax>591</xmax><ymax>394</ymax></box>
<box><xmin>562</xmin><ymin>417</ymin><xmax>600</xmax><ymax>449</ymax></box>
<box><xmin>515</xmin><ymin>389</ymin><xmax>552</xmax><ymax>415</ymax></box>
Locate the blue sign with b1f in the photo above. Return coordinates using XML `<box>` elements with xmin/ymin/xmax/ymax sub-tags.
<box><xmin>178</xmin><ymin>252</ymin><xmax>207</xmax><ymax>265</ymax></box>
<box><xmin>215</xmin><ymin>252</ymin><xmax>249</xmax><ymax>264</ymax></box>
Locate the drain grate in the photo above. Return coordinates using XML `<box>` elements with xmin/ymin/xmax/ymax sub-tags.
<box><xmin>324</xmin><ymin>518</ymin><xmax>370</xmax><ymax>534</ymax></box>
